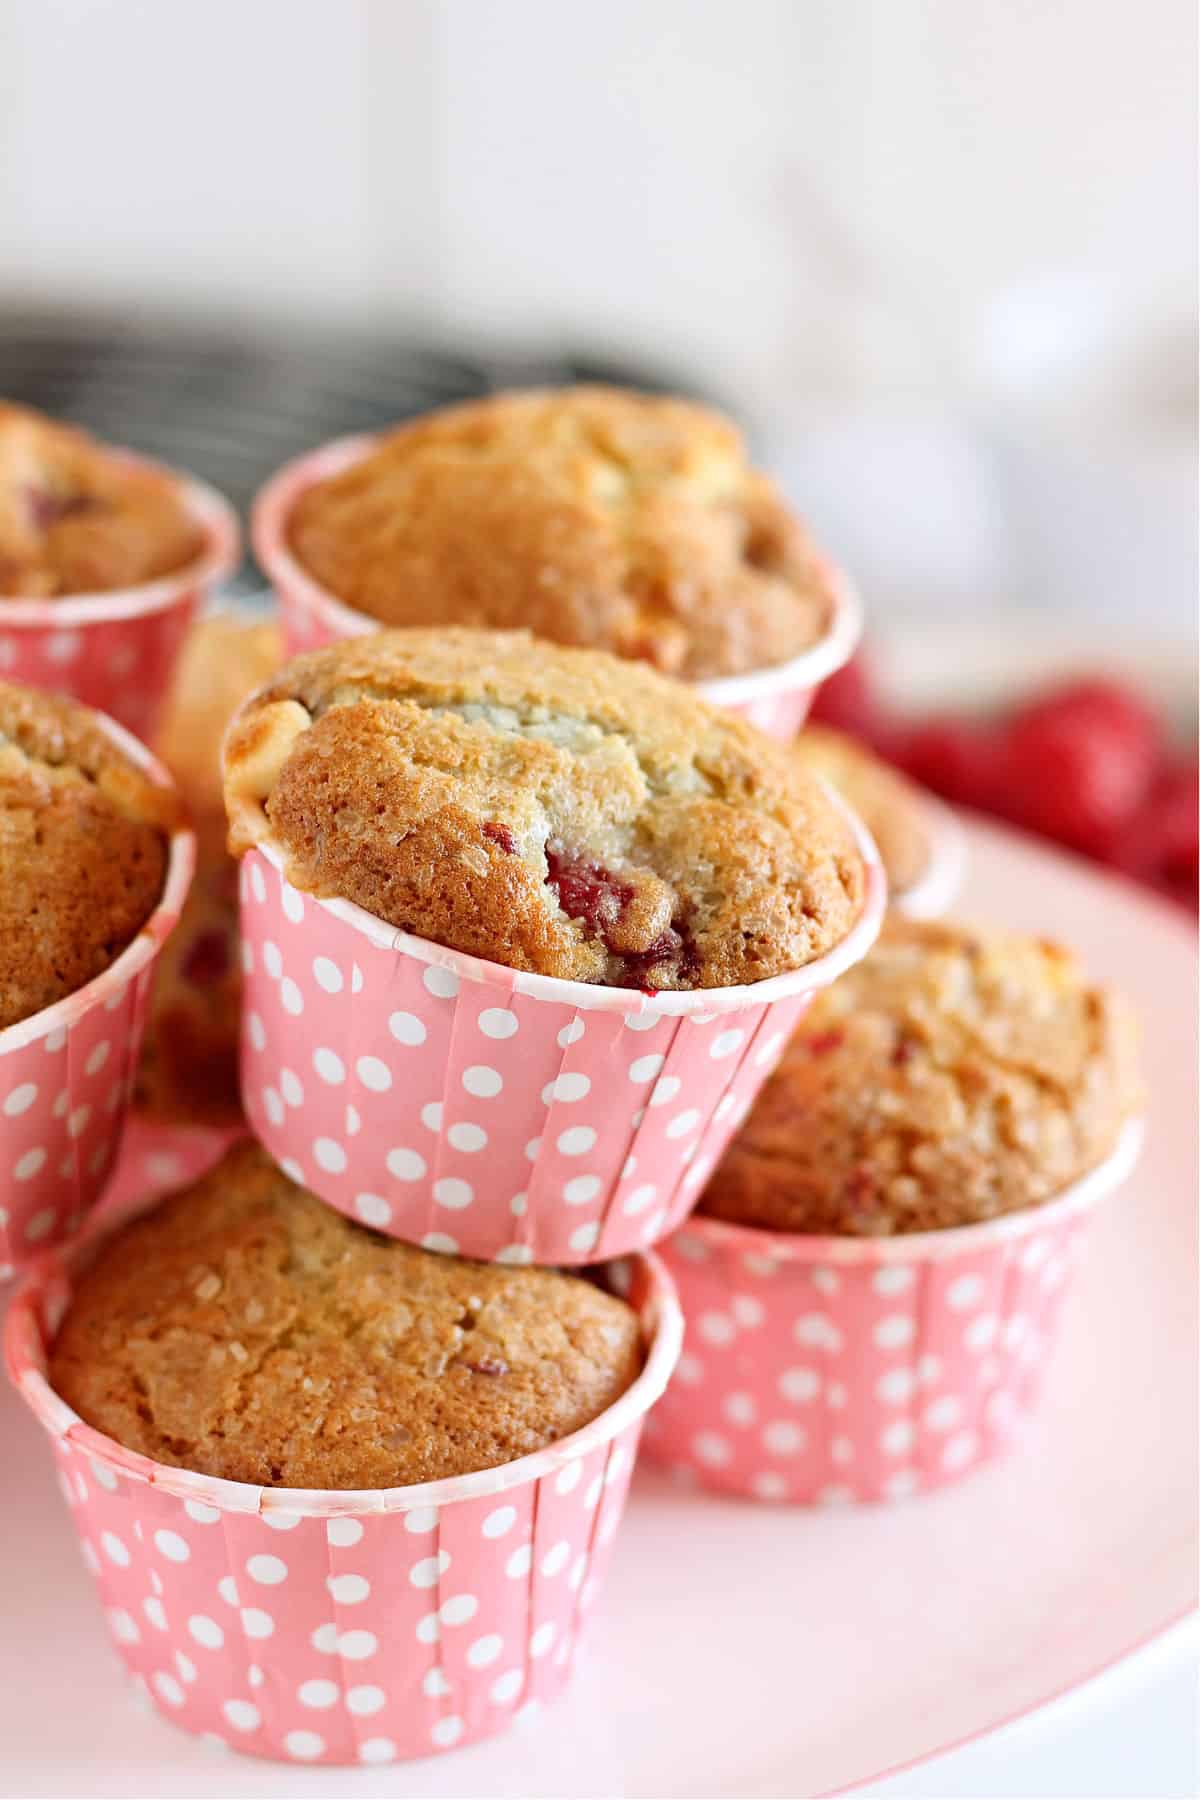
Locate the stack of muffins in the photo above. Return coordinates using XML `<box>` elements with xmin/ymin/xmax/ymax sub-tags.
<box><xmin>1</xmin><ymin>388</ymin><xmax>1141</xmax><ymax>1768</ymax></box>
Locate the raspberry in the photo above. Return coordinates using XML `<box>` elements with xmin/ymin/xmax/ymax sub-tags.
<box><xmin>890</xmin><ymin>717</ymin><xmax>1006</xmax><ymax>811</ymax></box>
<box><xmin>999</xmin><ymin>688</ymin><xmax>1159</xmax><ymax>855</ymax></box>
<box><xmin>809</xmin><ymin>650</ymin><xmax>883</xmax><ymax>742</ymax></box>
<box><xmin>180</xmin><ymin>928</ymin><xmax>232</xmax><ymax>987</ymax></box>
<box><xmin>24</xmin><ymin>486</ymin><xmax>99</xmax><ymax>531</ymax></box>
<box><xmin>482</xmin><ymin>821</ymin><xmax>517</xmax><ymax>854</ymax></box>
<box><xmin>544</xmin><ymin>848</ymin><xmax>634</xmax><ymax>939</ymax></box>
<box><xmin>1111</xmin><ymin>759</ymin><xmax>1198</xmax><ymax>904</ymax></box>
<box><xmin>1008</xmin><ymin>679</ymin><xmax>1162</xmax><ymax>767</ymax></box>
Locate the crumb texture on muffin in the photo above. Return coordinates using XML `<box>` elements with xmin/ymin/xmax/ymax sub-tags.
<box><xmin>701</xmin><ymin>916</ymin><xmax>1141</xmax><ymax>1235</ymax></box>
<box><xmin>0</xmin><ymin>681</ymin><xmax>176</xmax><ymax>1030</ymax></box>
<box><xmin>0</xmin><ymin>402</ymin><xmax>203</xmax><ymax>597</ymax></box>
<box><xmin>223</xmin><ymin>629</ymin><xmax>866</xmax><ymax>990</ymax></box>
<box><xmin>50</xmin><ymin>1141</ymin><xmax>645</xmax><ymax>1488</ymax></box>
<box><xmin>794</xmin><ymin>726</ymin><xmax>931</xmax><ymax>897</ymax></box>
<box><xmin>135</xmin><ymin>619</ymin><xmax>281</xmax><ymax>1122</ymax></box>
<box><xmin>286</xmin><ymin>386</ymin><xmax>838</xmax><ymax>680</ymax></box>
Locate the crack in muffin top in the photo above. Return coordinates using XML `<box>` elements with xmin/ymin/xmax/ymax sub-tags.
<box><xmin>50</xmin><ymin>1140</ymin><xmax>644</xmax><ymax>1489</ymax></box>
<box><xmin>0</xmin><ymin>681</ymin><xmax>179</xmax><ymax>1029</ymax></box>
<box><xmin>284</xmin><ymin>385</ymin><xmax>840</xmax><ymax>680</ymax></box>
<box><xmin>700</xmin><ymin>916</ymin><xmax>1141</xmax><ymax>1235</ymax></box>
<box><xmin>0</xmin><ymin>402</ymin><xmax>203</xmax><ymax>598</ymax></box>
<box><xmin>223</xmin><ymin>629</ymin><xmax>866</xmax><ymax>990</ymax></box>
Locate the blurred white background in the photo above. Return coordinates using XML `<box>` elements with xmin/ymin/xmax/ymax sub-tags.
<box><xmin>1</xmin><ymin>0</ymin><xmax>1195</xmax><ymax>630</ymax></box>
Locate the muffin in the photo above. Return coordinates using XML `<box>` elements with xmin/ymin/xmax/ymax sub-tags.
<box><xmin>135</xmin><ymin>618</ymin><xmax>281</xmax><ymax>1122</ymax></box>
<box><xmin>284</xmin><ymin>386</ymin><xmax>840</xmax><ymax>682</ymax></box>
<box><xmin>794</xmin><ymin>726</ymin><xmax>933</xmax><ymax>900</ymax></box>
<box><xmin>0</xmin><ymin>402</ymin><xmax>203</xmax><ymax>598</ymax></box>
<box><xmin>0</xmin><ymin>680</ymin><xmax>177</xmax><ymax>1030</ymax></box>
<box><xmin>50</xmin><ymin>1141</ymin><xmax>644</xmax><ymax>1488</ymax></box>
<box><xmin>700</xmin><ymin>916</ymin><xmax>1141</xmax><ymax>1235</ymax></box>
<box><xmin>223</xmin><ymin>628</ymin><xmax>866</xmax><ymax>991</ymax></box>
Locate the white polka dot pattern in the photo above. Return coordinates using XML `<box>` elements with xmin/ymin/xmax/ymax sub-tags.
<box><xmin>97</xmin><ymin>1118</ymin><xmax>244</xmax><ymax>1224</ymax></box>
<box><xmin>649</xmin><ymin>1204</ymin><xmax>1096</xmax><ymax>1504</ymax></box>
<box><xmin>0</xmin><ymin>587</ymin><xmax>197</xmax><ymax>739</ymax></box>
<box><xmin>238</xmin><ymin>847</ymin><xmax>820</xmax><ymax>1264</ymax></box>
<box><xmin>10</xmin><ymin>1223</ymin><xmax>673</xmax><ymax>1766</ymax></box>
<box><xmin>0</xmin><ymin>814</ymin><xmax>198</xmax><ymax>1274</ymax></box>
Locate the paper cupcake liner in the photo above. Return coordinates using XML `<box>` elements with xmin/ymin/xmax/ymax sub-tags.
<box><xmin>236</xmin><ymin>819</ymin><xmax>884</xmax><ymax>1266</ymax></box>
<box><xmin>893</xmin><ymin>795</ymin><xmax>968</xmax><ymax>921</ymax></box>
<box><xmin>0</xmin><ymin>463</ymin><xmax>240</xmax><ymax>739</ymax></box>
<box><xmin>6</xmin><ymin>1217</ymin><xmax>683</xmax><ymax>1767</ymax></box>
<box><xmin>98</xmin><ymin>1116</ymin><xmax>247</xmax><ymax>1221</ymax></box>
<box><xmin>642</xmin><ymin>1121</ymin><xmax>1142</xmax><ymax>1504</ymax></box>
<box><xmin>252</xmin><ymin>435</ymin><xmax>861</xmax><ymax>742</ymax></box>
<box><xmin>0</xmin><ymin>721</ymin><xmax>195</xmax><ymax>1275</ymax></box>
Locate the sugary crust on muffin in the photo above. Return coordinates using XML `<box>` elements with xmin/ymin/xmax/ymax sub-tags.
<box><xmin>223</xmin><ymin>629</ymin><xmax>866</xmax><ymax>990</ymax></box>
<box><xmin>0</xmin><ymin>681</ymin><xmax>177</xmax><ymax>1030</ymax></box>
<box><xmin>285</xmin><ymin>386</ymin><xmax>838</xmax><ymax>680</ymax></box>
<box><xmin>793</xmin><ymin>726</ymin><xmax>931</xmax><ymax>897</ymax></box>
<box><xmin>700</xmin><ymin>916</ymin><xmax>1142</xmax><ymax>1235</ymax></box>
<box><xmin>50</xmin><ymin>1141</ymin><xmax>645</xmax><ymax>1489</ymax></box>
<box><xmin>0</xmin><ymin>402</ymin><xmax>203</xmax><ymax>598</ymax></box>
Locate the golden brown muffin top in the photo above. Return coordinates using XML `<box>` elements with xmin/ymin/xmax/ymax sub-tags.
<box><xmin>50</xmin><ymin>1141</ymin><xmax>644</xmax><ymax>1489</ymax></box>
<box><xmin>285</xmin><ymin>386</ymin><xmax>838</xmax><ymax>680</ymax></box>
<box><xmin>0</xmin><ymin>682</ymin><xmax>178</xmax><ymax>1030</ymax></box>
<box><xmin>223</xmin><ymin>629</ymin><xmax>866</xmax><ymax>990</ymax></box>
<box><xmin>793</xmin><ymin>726</ymin><xmax>932</xmax><ymax>898</ymax></box>
<box><xmin>700</xmin><ymin>916</ymin><xmax>1141</xmax><ymax>1236</ymax></box>
<box><xmin>0</xmin><ymin>402</ymin><xmax>203</xmax><ymax>598</ymax></box>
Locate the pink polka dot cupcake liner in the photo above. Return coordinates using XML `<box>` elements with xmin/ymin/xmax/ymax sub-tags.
<box><xmin>0</xmin><ymin>722</ymin><xmax>195</xmax><ymax>1276</ymax></box>
<box><xmin>5</xmin><ymin>1218</ymin><xmax>683</xmax><ymax>1768</ymax></box>
<box><xmin>252</xmin><ymin>435</ymin><xmax>863</xmax><ymax>742</ymax></box>
<box><xmin>642</xmin><ymin>1121</ymin><xmax>1142</xmax><ymax>1504</ymax></box>
<box><xmin>0</xmin><ymin>461</ymin><xmax>240</xmax><ymax>740</ymax></box>
<box><xmin>236</xmin><ymin>823</ymin><xmax>885</xmax><ymax>1266</ymax></box>
<box><xmin>893</xmin><ymin>795</ymin><xmax>968</xmax><ymax>921</ymax></box>
<box><xmin>98</xmin><ymin>1116</ymin><xmax>247</xmax><ymax>1221</ymax></box>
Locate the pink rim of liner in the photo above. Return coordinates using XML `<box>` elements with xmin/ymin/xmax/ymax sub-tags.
<box><xmin>251</xmin><ymin>433</ymin><xmax>863</xmax><ymax>707</ymax></box>
<box><xmin>5</xmin><ymin>1207</ymin><xmax>684</xmax><ymax>1518</ymax></box>
<box><xmin>671</xmin><ymin>1118</ymin><xmax>1144</xmax><ymax>1268</ymax></box>
<box><xmin>0</xmin><ymin>718</ymin><xmax>197</xmax><ymax>1056</ymax></box>
<box><xmin>891</xmin><ymin>795</ymin><xmax>968</xmax><ymax>922</ymax></box>
<box><xmin>0</xmin><ymin>454</ymin><xmax>240</xmax><ymax>627</ymax></box>
<box><xmin>245</xmin><ymin>781</ymin><xmax>887</xmax><ymax>1021</ymax></box>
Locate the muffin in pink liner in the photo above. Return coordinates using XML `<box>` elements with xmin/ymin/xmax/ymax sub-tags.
<box><xmin>0</xmin><ymin>712</ymin><xmax>195</xmax><ymax>1275</ymax></box>
<box><xmin>643</xmin><ymin>915</ymin><xmax>1143</xmax><ymax>1502</ymax></box>
<box><xmin>643</xmin><ymin>1121</ymin><xmax>1142</xmax><ymax>1503</ymax></box>
<box><xmin>6</xmin><ymin>1200</ymin><xmax>683</xmax><ymax>1767</ymax></box>
<box><xmin>225</xmin><ymin>625</ymin><xmax>884</xmax><ymax>1263</ymax></box>
<box><xmin>251</xmin><ymin>429</ymin><xmax>861</xmax><ymax>741</ymax></box>
<box><xmin>692</xmin><ymin>578</ymin><xmax>862</xmax><ymax>737</ymax></box>
<box><xmin>236</xmin><ymin>827</ymin><xmax>884</xmax><ymax>1266</ymax></box>
<box><xmin>0</xmin><ymin>461</ymin><xmax>240</xmax><ymax>739</ymax></box>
